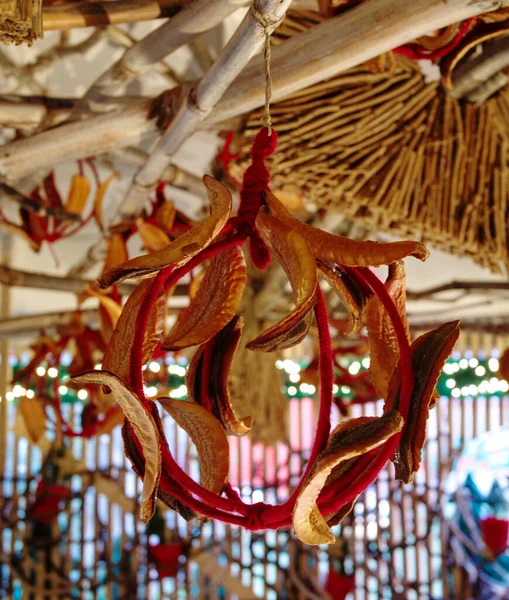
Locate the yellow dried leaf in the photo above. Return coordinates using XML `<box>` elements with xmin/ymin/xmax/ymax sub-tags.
<box><xmin>156</xmin><ymin>201</ymin><xmax>177</xmax><ymax>235</ymax></box>
<box><xmin>18</xmin><ymin>395</ymin><xmax>46</xmax><ymax>443</ymax></box>
<box><xmin>384</xmin><ymin>320</ymin><xmax>460</xmax><ymax>483</ymax></box>
<box><xmin>365</xmin><ymin>261</ymin><xmax>409</xmax><ymax>398</ymax></box>
<box><xmin>73</xmin><ymin>370</ymin><xmax>161</xmax><ymax>521</ymax></box>
<box><xmin>98</xmin><ymin>176</ymin><xmax>232</xmax><ymax>288</ymax></box>
<box><xmin>265</xmin><ymin>191</ymin><xmax>428</xmax><ymax>267</ymax></box>
<box><xmin>159</xmin><ymin>398</ymin><xmax>229</xmax><ymax>494</ymax></box>
<box><xmin>317</xmin><ymin>260</ymin><xmax>367</xmax><ymax>336</ymax></box>
<box><xmin>94</xmin><ymin>173</ymin><xmax>118</xmax><ymax>231</ymax></box>
<box><xmin>293</xmin><ymin>411</ymin><xmax>403</xmax><ymax>545</ymax></box>
<box><xmin>103</xmin><ymin>234</ymin><xmax>128</xmax><ymax>274</ymax></box>
<box><xmin>189</xmin><ymin>271</ymin><xmax>205</xmax><ymax>300</ymax></box>
<box><xmin>247</xmin><ymin>211</ymin><xmax>317</xmax><ymax>352</ymax></box>
<box><xmin>162</xmin><ymin>246</ymin><xmax>246</xmax><ymax>351</ymax></box>
<box><xmin>65</xmin><ymin>175</ymin><xmax>90</xmax><ymax>216</ymax></box>
<box><xmin>136</xmin><ymin>218</ymin><xmax>171</xmax><ymax>252</ymax></box>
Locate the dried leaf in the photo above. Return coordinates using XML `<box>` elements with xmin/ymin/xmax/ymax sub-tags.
<box><xmin>265</xmin><ymin>191</ymin><xmax>428</xmax><ymax>266</ymax></box>
<box><xmin>98</xmin><ymin>176</ymin><xmax>232</xmax><ymax>288</ymax></box>
<box><xmin>136</xmin><ymin>218</ymin><xmax>171</xmax><ymax>252</ymax></box>
<box><xmin>102</xmin><ymin>278</ymin><xmax>166</xmax><ymax>384</ymax></box>
<box><xmin>246</xmin><ymin>211</ymin><xmax>317</xmax><ymax>352</ymax></box>
<box><xmin>275</xmin><ymin>187</ymin><xmax>309</xmax><ymax>218</ymax></box>
<box><xmin>65</xmin><ymin>175</ymin><xmax>90</xmax><ymax>216</ymax></box>
<box><xmin>162</xmin><ymin>246</ymin><xmax>246</xmax><ymax>351</ymax></box>
<box><xmin>187</xmin><ymin>317</ymin><xmax>253</xmax><ymax>436</ymax></box>
<box><xmin>122</xmin><ymin>418</ymin><xmax>196</xmax><ymax>521</ymax></box>
<box><xmin>317</xmin><ymin>260</ymin><xmax>368</xmax><ymax>336</ymax></box>
<box><xmin>159</xmin><ymin>398</ymin><xmax>229</xmax><ymax>494</ymax></box>
<box><xmin>18</xmin><ymin>395</ymin><xmax>46</xmax><ymax>443</ymax></box>
<box><xmin>73</xmin><ymin>370</ymin><xmax>161</xmax><ymax>521</ymax></box>
<box><xmin>103</xmin><ymin>234</ymin><xmax>128</xmax><ymax>274</ymax></box>
<box><xmin>365</xmin><ymin>262</ymin><xmax>409</xmax><ymax>398</ymax></box>
<box><xmin>189</xmin><ymin>270</ymin><xmax>205</xmax><ymax>299</ymax></box>
<box><xmin>156</xmin><ymin>201</ymin><xmax>177</xmax><ymax>235</ymax></box>
<box><xmin>94</xmin><ymin>173</ymin><xmax>118</xmax><ymax>231</ymax></box>
<box><xmin>384</xmin><ymin>320</ymin><xmax>460</xmax><ymax>483</ymax></box>
<box><xmin>293</xmin><ymin>411</ymin><xmax>403</xmax><ymax>545</ymax></box>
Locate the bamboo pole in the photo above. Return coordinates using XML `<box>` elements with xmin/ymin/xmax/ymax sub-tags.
<box><xmin>0</xmin><ymin>309</ymin><xmax>98</xmax><ymax>337</ymax></box>
<box><xmin>0</xmin><ymin>236</ymin><xmax>10</xmax><ymax>477</ymax></box>
<box><xmin>42</xmin><ymin>0</ymin><xmax>182</xmax><ymax>31</ymax></box>
<box><xmin>120</xmin><ymin>0</ymin><xmax>294</xmax><ymax>216</ymax></box>
<box><xmin>0</xmin><ymin>0</ymin><xmax>505</xmax><ymax>184</ymax></box>
<box><xmin>77</xmin><ymin>0</ymin><xmax>248</xmax><ymax>111</ymax></box>
<box><xmin>0</xmin><ymin>265</ymin><xmax>187</xmax><ymax>296</ymax></box>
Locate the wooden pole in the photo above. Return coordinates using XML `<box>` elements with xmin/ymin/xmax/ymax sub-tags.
<box><xmin>0</xmin><ymin>0</ymin><xmax>505</xmax><ymax>183</ymax></box>
<box><xmin>120</xmin><ymin>0</ymin><xmax>294</xmax><ymax>215</ymax></box>
<box><xmin>77</xmin><ymin>0</ymin><xmax>248</xmax><ymax>111</ymax></box>
<box><xmin>42</xmin><ymin>0</ymin><xmax>182</xmax><ymax>31</ymax></box>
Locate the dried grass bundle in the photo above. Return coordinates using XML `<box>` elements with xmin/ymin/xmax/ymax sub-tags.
<box><xmin>0</xmin><ymin>0</ymin><xmax>43</xmax><ymax>45</ymax></box>
<box><xmin>226</xmin><ymin>13</ymin><xmax>509</xmax><ymax>274</ymax></box>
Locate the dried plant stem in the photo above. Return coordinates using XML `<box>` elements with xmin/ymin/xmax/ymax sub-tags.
<box><xmin>0</xmin><ymin>96</ymin><xmax>85</xmax><ymax>129</ymax></box>
<box><xmin>42</xmin><ymin>0</ymin><xmax>182</xmax><ymax>31</ymax></box>
<box><xmin>0</xmin><ymin>0</ymin><xmax>506</xmax><ymax>183</ymax></box>
<box><xmin>77</xmin><ymin>0</ymin><xmax>248</xmax><ymax>112</ymax></box>
<box><xmin>121</xmin><ymin>0</ymin><xmax>293</xmax><ymax>216</ymax></box>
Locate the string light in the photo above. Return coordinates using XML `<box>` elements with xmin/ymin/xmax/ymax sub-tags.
<box><xmin>35</xmin><ymin>366</ymin><xmax>46</xmax><ymax>377</ymax></box>
<box><xmin>59</xmin><ymin>385</ymin><xmax>68</xmax><ymax>395</ymax></box>
<box><xmin>47</xmin><ymin>367</ymin><xmax>58</xmax><ymax>378</ymax></box>
<box><xmin>289</xmin><ymin>373</ymin><xmax>300</xmax><ymax>383</ymax></box>
<box><xmin>489</xmin><ymin>358</ymin><xmax>499</xmax><ymax>372</ymax></box>
<box><xmin>77</xmin><ymin>389</ymin><xmax>88</xmax><ymax>400</ymax></box>
<box><xmin>149</xmin><ymin>362</ymin><xmax>161</xmax><ymax>373</ymax></box>
<box><xmin>26</xmin><ymin>390</ymin><xmax>34</xmax><ymax>399</ymax></box>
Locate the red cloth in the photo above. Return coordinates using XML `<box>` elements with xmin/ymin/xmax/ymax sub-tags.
<box><xmin>325</xmin><ymin>567</ymin><xmax>355</xmax><ymax>599</ymax></box>
<box><xmin>480</xmin><ymin>516</ymin><xmax>509</xmax><ymax>556</ymax></box>
<box><xmin>30</xmin><ymin>482</ymin><xmax>70</xmax><ymax>524</ymax></box>
<box><xmin>149</xmin><ymin>542</ymin><xmax>183</xmax><ymax>578</ymax></box>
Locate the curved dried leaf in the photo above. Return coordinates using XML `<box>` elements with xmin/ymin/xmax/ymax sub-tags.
<box><xmin>416</xmin><ymin>24</ymin><xmax>459</xmax><ymax>51</ymax></box>
<box><xmin>159</xmin><ymin>398</ymin><xmax>229</xmax><ymax>494</ymax></box>
<box><xmin>385</xmin><ymin>320</ymin><xmax>460</xmax><ymax>483</ymax></box>
<box><xmin>122</xmin><ymin>418</ymin><xmax>196</xmax><ymax>521</ymax></box>
<box><xmin>365</xmin><ymin>262</ymin><xmax>409</xmax><ymax>398</ymax></box>
<box><xmin>293</xmin><ymin>411</ymin><xmax>403</xmax><ymax>545</ymax></box>
<box><xmin>162</xmin><ymin>246</ymin><xmax>246</xmax><ymax>351</ymax></box>
<box><xmin>102</xmin><ymin>278</ymin><xmax>166</xmax><ymax>384</ymax></box>
<box><xmin>317</xmin><ymin>260</ymin><xmax>368</xmax><ymax>336</ymax></box>
<box><xmin>137</xmin><ymin>218</ymin><xmax>171</xmax><ymax>252</ymax></box>
<box><xmin>88</xmin><ymin>288</ymin><xmax>122</xmax><ymax>330</ymax></box>
<box><xmin>65</xmin><ymin>175</ymin><xmax>90</xmax><ymax>216</ymax></box>
<box><xmin>187</xmin><ymin>317</ymin><xmax>253</xmax><ymax>436</ymax></box>
<box><xmin>19</xmin><ymin>395</ymin><xmax>46</xmax><ymax>443</ymax></box>
<box><xmin>441</xmin><ymin>22</ymin><xmax>509</xmax><ymax>91</ymax></box>
<box><xmin>103</xmin><ymin>234</ymin><xmax>128</xmax><ymax>274</ymax></box>
<box><xmin>73</xmin><ymin>370</ymin><xmax>161</xmax><ymax>520</ymax></box>
<box><xmin>189</xmin><ymin>270</ymin><xmax>205</xmax><ymax>300</ymax></box>
<box><xmin>156</xmin><ymin>201</ymin><xmax>177</xmax><ymax>235</ymax></box>
<box><xmin>247</xmin><ymin>211</ymin><xmax>317</xmax><ymax>352</ymax></box>
<box><xmin>94</xmin><ymin>173</ymin><xmax>118</xmax><ymax>231</ymax></box>
<box><xmin>98</xmin><ymin>176</ymin><xmax>232</xmax><ymax>288</ymax></box>
<box><xmin>265</xmin><ymin>191</ymin><xmax>428</xmax><ymax>267</ymax></box>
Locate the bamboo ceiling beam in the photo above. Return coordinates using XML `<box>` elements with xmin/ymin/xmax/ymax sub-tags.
<box><xmin>77</xmin><ymin>0</ymin><xmax>248</xmax><ymax>113</ymax></box>
<box><xmin>0</xmin><ymin>265</ymin><xmax>188</xmax><ymax>296</ymax></box>
<box><xmin>0</xmin><ymin>309</ymin><xmax>98</xmax><ymax>338</ymax></box>
<box><xmin>407</xmin><ymin>280</ymin><xmax>509</xmax><ymax>300</ymax></box>
<box><xmin>42</xmin><ymin>0</ymin><xmax>182</xmax><ymax>31</ymax></box>
<box><xmin>120</xmin><ymin>0</ymin><xmax>294</xmax><ymax>216</ymax></box>
<box><xmin>0</xmin><ymin>0</ymin><xmax>506</xmax><ymax>183</ymax></box>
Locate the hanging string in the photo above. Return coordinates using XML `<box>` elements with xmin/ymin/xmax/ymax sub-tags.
<box><xmin>250</xmin><ymin>2</ymin><xmax>283</xmax><ymax>136</ymax></box>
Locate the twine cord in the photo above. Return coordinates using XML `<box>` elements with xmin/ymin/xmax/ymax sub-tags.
<box><xmin>250</xmin><ymin>2</ymin><xmax>284</xmax><ymax>136</ymax></box>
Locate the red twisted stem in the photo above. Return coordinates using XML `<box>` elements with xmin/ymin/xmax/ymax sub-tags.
<box><xmin>316</xmin><ymin>266</ymin><xmax>414</xmax><ymax>513</ymax></box>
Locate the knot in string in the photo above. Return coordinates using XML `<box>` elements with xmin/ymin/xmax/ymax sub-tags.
<box><xmin>245</xmin><ymin>502</ymin><xmax>270</xmax><ymax>531</ymax></box>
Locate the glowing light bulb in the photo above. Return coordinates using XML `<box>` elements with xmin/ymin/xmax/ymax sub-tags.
<box><xmin>459</xmin><ymin>359</ymin><xmax>469</xmax><ymax>369</ymax></box>
<box><xmin>475</xmin><ymin>366</ymin><xmax>486</xmax><ymax>377</ymax></box>
<box><xmin>446</xmin><ymin>379</ymin><xmax>456</xmax><ymax>389</ymax></box>
<box><xmin>25</xmin><ymin>390</ymin><xmax>34</xmax><ymax>399</ymax></box>
<box><xmin>47</xmin><ymin>367</ymin><xmax>58</xmax><ymax>378</ymax></box>
<box><xmin>288</xmin><ymin>386</ymin><xmax>297</xmax><ymax>396</ymax></box>
<box><xmin>146</xmin><ymin>386</ymin><xmax>158</xmax><ymax>398</ymax></box>
<box><xmin>489</xmin><ymin>358</ymin><xmax>499</xmax><ymax>372</ymax></box>
<box><xmin>77</xmin><ymin>389</ymin><xmax>88</xmax><ymax>400</ymax></box>
<box><xmin>36</xmin><ymin>366</ymin><xmax>46</xmax><ymax>377</ymax></box>
<box><xmin>469</xmin><ymin>358</ymin><xmax>479</xmax><ymax>368</ymax></box>
<box><xmin>348</xmin><ymin>362</ymin><xmax>360</xmax><ymax>375</ymax></box>
<box><xmin>149</xmin><ymin>362</ymin><xmax>160</xmax><ymax>373</ymax></box>
<box><xmin>451</xmin><ymin>388</ymin><xmax>460</xmax><ymax>398</ymax></box>
<box><xmin>59</xmin><ymin>385</ymin><xmax>68</xmax><ymax>395</ymax></box>
<box><xmin>289</xmin><ymin>373</ymin><xmax>300</xmax><ymax>383</ymax></box>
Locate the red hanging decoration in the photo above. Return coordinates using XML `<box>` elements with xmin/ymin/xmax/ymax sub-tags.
<box><xmin>480</xmin><ymin>516</ymin><xmax>509</xmax><ymax>557</ymax></box>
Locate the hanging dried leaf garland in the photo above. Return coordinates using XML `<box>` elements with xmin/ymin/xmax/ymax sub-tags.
<box><xmin>76</xmin><ymin>127</ymin><xmax>458</xmax><ymax>543</ymax></box>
